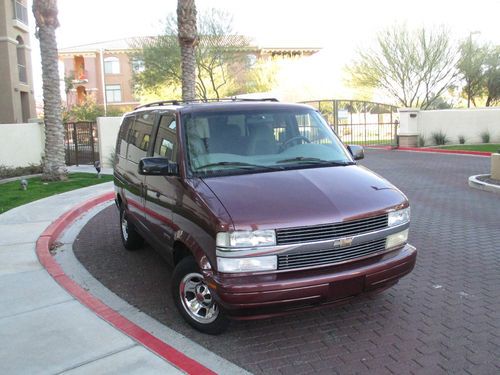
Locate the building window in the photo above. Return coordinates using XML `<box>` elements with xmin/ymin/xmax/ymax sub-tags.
<box><xmin>246</xmin><ymin>54</ymin><xmax>257</xmax><ymax>68</ymax></box>
<box><xmin>131</xmin><ymin>58</ymin><xmax>145</xmax><ymax>73</ymax></box>
<box><xmin>13</xmin><ymin>1</ymin><xmax>28</xmax><ymax>25</ymax></box>
<box><xmin>16</xmin><ymin>36</ymin><xmax>27</xmax><ymax>83</ymax></box>
<box><xmin>106</xmin><ymin>84</ymin><xmax>122</xmax><ymax>102</ymax></box>
<box><xmin>104</xmin><ymin>57</ymin><xmax>120</xmax><ymax>74</ymax></box>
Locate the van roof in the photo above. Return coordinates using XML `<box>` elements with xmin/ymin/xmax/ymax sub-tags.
<box><xmin>126</xmin><ymin>99</ymin><xmax>313</xmax><ymax>116</ymax></box>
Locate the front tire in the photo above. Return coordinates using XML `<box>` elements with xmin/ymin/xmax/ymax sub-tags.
<box><xmin>172</xmin><ymin>257</ymin><xmax>229</xmax><ymax>335</ymax></box>
<box><xmin>119</xmin><ymin>207</ymin><xmax>144</xmax><ymax>250</ymax></box>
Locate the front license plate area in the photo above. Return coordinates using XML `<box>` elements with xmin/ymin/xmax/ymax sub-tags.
<box><xmin>328</xmin><ymin>277</ymin><xmax>365</xmax><ymax>300</ymax></box>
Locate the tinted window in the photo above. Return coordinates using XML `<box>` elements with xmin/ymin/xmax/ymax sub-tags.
<box><xmin>116</xmin><ymin>115</ymin><xmax>133</xmax><ymax>157</ymax></box>
<box><xmin>153</xmin><ymin>115</ymin><xmax>177</xmax><ymax>161</ymax></box>
<box><xmin>126</xmin><ymin>112</ymin><xmax>155</xmax><ymax>162</ymax></box>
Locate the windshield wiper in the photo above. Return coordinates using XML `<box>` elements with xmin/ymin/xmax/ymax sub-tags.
<box><xmin>195</xmin><ymin>161</ymin><xmax>282</xmax><ymax>171</ymax></box>
<box><xmin>276</xmin><ymin>157</ymin><xmax>354</xmax><ymax>166</ymax></box>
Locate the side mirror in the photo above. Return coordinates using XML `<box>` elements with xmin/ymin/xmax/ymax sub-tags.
<box><xmin>138</xmin><ymin>157</ymin><xmax>179</xmax><ymax>176</ymax></box>
<box><xmin>347</xmin><ymin>145</ymin><xmax>364</xmax><ymax>160</ymax></box>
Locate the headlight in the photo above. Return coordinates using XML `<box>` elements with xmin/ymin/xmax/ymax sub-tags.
<box><xmin>386</xmin><ymin>229</ymin><xmax>409</xmax><ymax>249</ymax></box>
<box><xmin>217</xmin><ymin>255</ymin><xmax>277</xmax><ymax>273</ymax></box>
<box><xmin>388</xmin><ymin>207</ymin><xmax>410</xmax><ymax>227</ymax></box>
<box><xmin>216</xmin><ymin>230</ymin><xmax>276</xmax><ymax>248</ymax></box>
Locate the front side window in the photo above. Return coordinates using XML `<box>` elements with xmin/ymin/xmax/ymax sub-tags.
<box><xmin>153</xmin><ymin>115</ymin><xmax>177</xmax><ymax>161</ymax></box>
<box><xmin>105</xmin><ymin>84</ymin><xmax>121</xmax><ymax>103</ymax></box>
<box><xmin>183</xmin><ymin>107</ymin><xmax>352</xmax><ymax>177</ymax></box>
<box><xmin>116</xmin><ymin>115</ymin><xmax>134</xmax><ymax>157</ymax></box>
<box><xmin>104</xmin><ymin>57</ymin><xmax>120</xmax><ymax>74</ymax></box>
<box><xmin>126</xmin><ymin>112</ymin><xmax>155</xmax><ymax>161</ymax></box>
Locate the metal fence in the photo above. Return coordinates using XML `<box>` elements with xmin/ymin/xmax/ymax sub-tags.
<box><xmin>301</xmin><ymin>100</ymin><xmax>399</xmax><ymax>146</ymax></box>
<box><xmin>64</xmin><ymin>122</ymin><xmax>99</xmax><ymax>165</ymax></box>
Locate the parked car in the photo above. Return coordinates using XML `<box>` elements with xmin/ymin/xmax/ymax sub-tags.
<box><xmin>113</xmin><ymin>99</ymin><xmax>416</xmax><ymax>334</ymax></box>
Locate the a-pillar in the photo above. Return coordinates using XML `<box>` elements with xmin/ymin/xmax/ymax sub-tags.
<box><xmin>398</xmin><ymin>108</ymin><xmax>420</xmax><ymax>147</ymax></box>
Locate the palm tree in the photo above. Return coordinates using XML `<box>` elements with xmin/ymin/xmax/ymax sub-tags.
<box><xmin>33</xmin><ymin>0</ymin><xmax>67</xmax><ymax>181</ymax></box>
<box><xmin>177</xmin><ymin>0</ymin><xmax>198</xmax><ymax>101</ymax></box>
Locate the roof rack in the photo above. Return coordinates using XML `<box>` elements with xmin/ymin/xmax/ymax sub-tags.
<box><xmin>134</xmin><ymin>97</ymin><xmax>278</xmax><ymax>110</ymax></box>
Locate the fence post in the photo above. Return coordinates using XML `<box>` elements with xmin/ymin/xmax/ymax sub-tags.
<box><xmin>72</xmin><ymin>123</ymin><xmax>79</xmax><ymax>166</ymax></box>
<box><xmin>89</xmin><ymin>122</ymin><xmax>96</xmax><ymax>163</ymax></box>
<box><xmin>333</xmin><ymin>100</ymin><xmax>338</xmax><ymax>133</ymax></box>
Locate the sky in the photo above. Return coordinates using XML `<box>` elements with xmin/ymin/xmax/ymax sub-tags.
<box><xmin>28</xmin><ymin>0</ymin><xmax>500</xmax><ymax>103</ymax></box>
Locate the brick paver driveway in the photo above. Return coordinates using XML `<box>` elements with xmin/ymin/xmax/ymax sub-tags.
<box><xmin>74</xmin><ymin>150</ymin><xmax>499</xmax><ymax>374</ymax></box>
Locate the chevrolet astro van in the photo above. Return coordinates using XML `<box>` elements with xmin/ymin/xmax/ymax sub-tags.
<box><xmin>113</xmin><ymin>99</ymin><xmax>416</xmax><ymax>334</ymax></box>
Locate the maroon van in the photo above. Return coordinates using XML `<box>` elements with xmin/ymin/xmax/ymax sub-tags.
<box><xmin>113</xmin><ymin>99</ymin><xmax>416</xmax><ymax>334</ymax></box>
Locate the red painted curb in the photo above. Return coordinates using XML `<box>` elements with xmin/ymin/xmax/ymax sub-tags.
<box><xmin>35</xmin><ymin>192</ymin><xmax>216</xmax><ymax>375</ymax></box>
<box><xmin>397</xmin><ymin>147</ymin><xmax>491</xmax><ymax>157</ymax></box>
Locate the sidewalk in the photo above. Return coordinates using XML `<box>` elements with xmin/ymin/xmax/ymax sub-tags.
<box><xmin>0</xmin><ymin>182</ymin><xmax>242</xmax><ymax>374</ymax></box>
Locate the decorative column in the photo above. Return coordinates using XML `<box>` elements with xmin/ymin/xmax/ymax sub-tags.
<box><xmin>491</xmin><ymin>153</ymin><xmax>500</xmax><ymax>180</ymax></box>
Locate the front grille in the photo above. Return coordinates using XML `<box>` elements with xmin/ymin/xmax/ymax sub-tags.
<box><xmin>275</xmin><ymin>214</ymin><xmax>388</xmax><ymax>245</ymax></box>
<box><xmin>277</xmin><ymin>238</ymin><xmax>387</xmax><ymax>270</ymax></box>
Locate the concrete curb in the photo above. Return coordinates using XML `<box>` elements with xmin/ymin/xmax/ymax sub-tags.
<box><xmin>468</xmin><ymin>174</ymin><xmax>500</xmax><ymax>194</ymax></box>
<box><xmin>397</xmin><ymin>147</ymin><xmax>491</xmax><ymax>157</ymax></box>
<box><xmin>35</xmin><ymin>192</ymin><xmax>216</xmax><ymax>375</ymax></box>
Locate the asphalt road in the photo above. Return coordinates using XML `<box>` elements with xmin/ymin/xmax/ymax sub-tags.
<box><xmin>74</xmin><ymin>149</ymin><xmax>499</xmax><ymax>374</ymax></box>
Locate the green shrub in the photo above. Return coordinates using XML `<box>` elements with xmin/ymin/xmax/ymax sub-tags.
<box><xmin>0</xmin><ymin>164</ymin><xmax>42</xmax><ymax>179</ymax></box>
<box><xmin>431</xmin><ymin>131</ymin><xmax>449</xmax><ymax>145</ymax></box>
<box><xmin>418</xmin><ymin>136</ymin><xmax>426</xmax><ymax>147</ymax></box>
<box><xmin>63</xmin><ymin>96</ymin><xmax>127</xmax><ymax>122</ymax></box>
<box><xmin>458</xmin><ymin>135</ymin><xmax>466</xmax><ymax>144</ymax></box>
<box><xmin>480</xmin><ymin>131</ymin><xmax>490</xmax><ymax>143</ymax></box>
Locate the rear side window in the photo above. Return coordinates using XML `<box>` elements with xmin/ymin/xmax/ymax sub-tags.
<box><xmin>126</xmin><ymin>112</ymin><xmax>155</xmax><ymax>162</ymax></box>
<box><xmin>153</xmin><ymin>115</ymin><xmax>177</xmax><ymax>161</ymax></box>
<box><xmin>115</xmin><ymin>115</ymin><xmax>134</xmax><ymax>158</ymax></box>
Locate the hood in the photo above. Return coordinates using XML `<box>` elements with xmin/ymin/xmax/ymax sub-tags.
<box><xmin>201</xmin><ymin>165</ymin><xmax>407</xmax><ymax>230</ymax></box>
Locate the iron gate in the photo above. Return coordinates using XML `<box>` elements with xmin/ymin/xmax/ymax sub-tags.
<box><xmin>301</xmin><ymin>100</ymin><xmax>399</xmax><ymax>146</ymax></box>
<box><xmin>64</xmin><ymin>122</ymin><xmax>99</xmax><ymax>165</ymax></box>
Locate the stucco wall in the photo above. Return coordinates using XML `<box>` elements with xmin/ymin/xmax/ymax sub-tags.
<box><xmin>0</xmin><ymin>123</ymin><xmax>45</xmax><ymax>167</ymax></box>
<box><xmin>97</xmin><ymin>116</ymin><xmax>122</xmax><ymax>168</ymax></box>
<box><xmin>399</xmin><ymin>108</ymin><xmax>500</xmax><ymax>145</ymax></box>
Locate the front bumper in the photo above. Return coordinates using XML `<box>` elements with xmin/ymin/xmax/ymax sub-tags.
<box><xmin>205</xmin><ymin>244</ymin><xmax>416</xmax><ymax>319</ymax></box>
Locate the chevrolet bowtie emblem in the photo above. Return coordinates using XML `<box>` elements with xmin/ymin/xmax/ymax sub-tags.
<box><xmin>333</xmin><ymin>237</ymin><xmax>353</xmax><ymax>248</ymax></box>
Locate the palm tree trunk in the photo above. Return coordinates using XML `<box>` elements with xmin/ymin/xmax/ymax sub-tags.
<box><xmin>33</xmin><ymin>0</ymin><xmax>67</xmax><ymax>181</ymax></box>
<box><xmin>177</xmin><ymin>0</ymin><xmax>197</xmax><ymax>101</ymax></box>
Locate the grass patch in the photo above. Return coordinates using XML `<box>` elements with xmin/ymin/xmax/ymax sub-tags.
<box><xmin>0</xmin><ymin>173</ymin><xmax>113</xmax><ymax>214</ymax></box>
<box><xmin>434</xmin><ymin>144</ymin><xmax>500</xmax><ymax>153</ymax></box>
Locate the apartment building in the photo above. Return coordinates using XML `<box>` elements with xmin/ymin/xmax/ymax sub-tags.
<box><xmin>0</xmin><ymin>0</ymin><xmax>36</xmax><ymax>123</ymax></box>
<box><xmin>59</xmin><ymin>37</ymin><xmax>320</xmax><ymax>110</ymax></box>
<box><xmin>59</xmin><ymin>39</ymin><xmax>139</xmax><ymax>111</ymax></box>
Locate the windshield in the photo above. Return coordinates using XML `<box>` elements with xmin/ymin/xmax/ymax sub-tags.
<box><xmin>183</xmin><ymin>107</ymin><xmax>353</xmax><ymax>177</ymax></box>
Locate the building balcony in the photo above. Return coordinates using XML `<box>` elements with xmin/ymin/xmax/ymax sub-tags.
<box><xmin>71</xmin><ymin>70</ymin><xmax>89</xmax><ymax>84</ymax></box>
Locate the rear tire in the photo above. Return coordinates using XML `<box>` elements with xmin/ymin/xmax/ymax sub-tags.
<box><xmin>172</xmin><ymin>256</ymin><xmax>229</xmax><ymax>335</ymax></box>
<box><xmin>119</xmin><ymin>207</ymin><xmax>144</xmax><ymax>250</ymax></box>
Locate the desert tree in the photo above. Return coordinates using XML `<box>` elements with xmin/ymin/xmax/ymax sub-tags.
<box><xmin>132</xmin><ymin>8</ymin><xmax>251</xmax><ymax>101</ymax></box>
<box><xmin>457</xmin><ymin>38</ymin><xmax>488</xmax><ymax>107</ymax></box>
<box><xmin>484</xmin><ymin>46</ymin><xmax>500</xmax><ymax>107</ymax></box>
<box><xmin>347</xmin><ymin>24</ymin><xmax>459</xmax><ymax>109</ymax></box>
